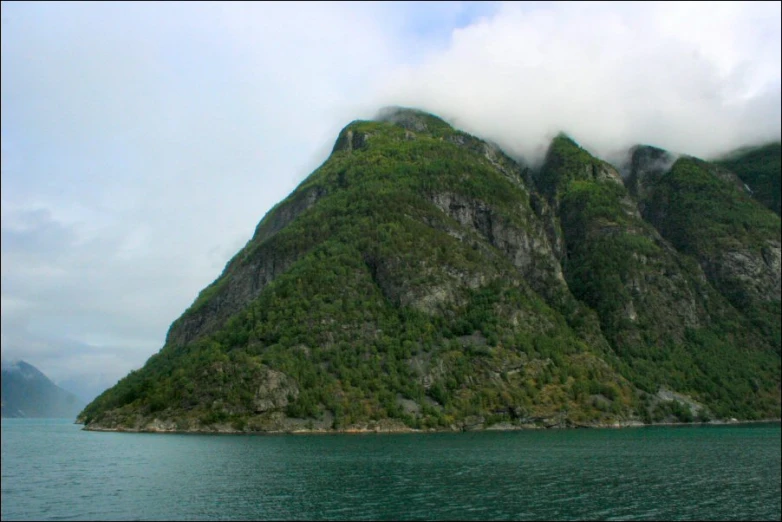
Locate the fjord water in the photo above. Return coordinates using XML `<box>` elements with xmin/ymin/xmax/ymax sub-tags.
<box><xmin>2</xmin><ymin>419</ymin><xmax>780</xmax><ymax>521</ymax></box>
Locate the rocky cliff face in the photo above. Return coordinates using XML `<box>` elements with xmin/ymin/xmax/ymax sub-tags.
<box><xmin>165</xmin><ymin>184</ymin><xmax>331</xmax><ymax>348</ymax></box>
<box><xmin>79</xmin><ymin>108</ymin><xmax>781</xmax><ymax>433</ymax></box>
<box><xmin>624</xmin><ymin>145</ymin><xmax>677</xmax><ymax>210</ymax></box>
<box><xmin>429</xmin><ymin>192</ymin><xmax>566</xmax><ymax>293</ymax></box>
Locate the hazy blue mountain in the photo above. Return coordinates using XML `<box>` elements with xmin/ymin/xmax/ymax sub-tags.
<box><xmin>2</xmin><ymin>360</ymin><xmax>86</xmax><ymax>419</ymax></box>
<box><xmin>57</xmin><ymin>377</ymin><xmax>113</xmax><ymax>405</ymax></box>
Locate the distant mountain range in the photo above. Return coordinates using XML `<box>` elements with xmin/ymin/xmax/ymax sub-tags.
<box><xmin>1</xmin><ymin>360</ymin><xmax>85</xmax><ymax>419</ymax></box>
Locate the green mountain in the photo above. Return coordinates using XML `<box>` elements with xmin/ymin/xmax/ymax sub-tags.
<box><xmin>78</xmin><ymin>108</ymin><xmax>781</xmax><ymax>433</ymax></box>
<box><xmin>628</xmin><ymin>147</ymin><xmax>781</xmax><ymax>354</ymax></box>
<box><xmin>2</xmin><ymin>360</ymin><xmax>86</xmax><ymax>419</ymax></box>
<box><xmin>715</xmin><ymin>142</ymin><xmax>781</xmax><ymax>216</ymax></box>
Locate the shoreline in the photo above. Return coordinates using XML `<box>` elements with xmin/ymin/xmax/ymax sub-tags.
<box><xmin>79</xmin><ymin>417</ymin><xmax>782</xmax><ymax>435</ymax></box>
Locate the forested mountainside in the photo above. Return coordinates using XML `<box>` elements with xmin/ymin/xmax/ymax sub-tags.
<box><xmin>715</xmin><ymin>142</ymin><xmax>781</xmax><ymax>216</ymax></box>
<box><xmin>78</xmin><ymin>108</ymin><xmax>781</xmax><ymax>433</ymax></box>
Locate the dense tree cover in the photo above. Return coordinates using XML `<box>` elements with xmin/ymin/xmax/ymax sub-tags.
<box><xmin>79</xmin><ymin>110</ymin><xmax>781</xmax><ymax>432</ymax></box>
<box><xmin>637</xmin><ymin>156</ymin><xmax>781</xmax><ymax>352</ymax></box>
<box><xmin>716</xmin><ymin>142</ymin><xmax>781</xmax><ymax>216</ymax></box>
<box><xmin>644</xmin><ymin>157</ymin><xmax>780</xmax><ymax>257</ymax></box>
<box><xmin>548</xmin><ymin>138</ymin><xmax>780</xmax><ymax>422</ymax></box>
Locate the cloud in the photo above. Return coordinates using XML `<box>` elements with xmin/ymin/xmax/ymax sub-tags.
<box><xmin>373</xmin><ymin>1</ymin><xmax>781</xmax><ymax>165</ymax></box>
<box><xmin>1</xmin><ymin>1</ymin><xmax>779</xmax><ymax>390</ymax></box>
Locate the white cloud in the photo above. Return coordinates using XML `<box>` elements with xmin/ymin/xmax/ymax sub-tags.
<box><xmin>375</xmin><ymin>1</ymin><xmax>781</xmax><ymax>165</ymax></box>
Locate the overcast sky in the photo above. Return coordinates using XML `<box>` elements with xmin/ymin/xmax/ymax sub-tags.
<box><xmin>2</xmin><ymin>1</ymin><xmax>780</xmax><ymax>401</ymax></box>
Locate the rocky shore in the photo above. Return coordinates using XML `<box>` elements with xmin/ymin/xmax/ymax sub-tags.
<box><xmin>80</xmin><ymin>417</ymin><xmax>781</xmax><ymax>435</ymax></box>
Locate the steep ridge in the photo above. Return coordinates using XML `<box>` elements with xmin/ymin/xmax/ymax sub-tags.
<box><xmin>715</xmin><ymin>142</ymin><xmax>781</xmax><ymax>216</ymax></box>
<box><xmin>78</xmin><ymin>108</ymin><xmax>781</xmax><ymax>433</ymax></box>
<box><xmin>541</xmin><ymin>138</ymin><xmax>779</xmax><ymax>419</ymax></box>
<box><xmin>629</xmin><ymin>148</ymin><xmax>781</xmax><ymax>354</ymax></box>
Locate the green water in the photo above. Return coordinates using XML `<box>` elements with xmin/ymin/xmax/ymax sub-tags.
<box><xmin>1</xmin><ymin>419</ymin><xmax>780</xmax><ymax>520</ymax></box>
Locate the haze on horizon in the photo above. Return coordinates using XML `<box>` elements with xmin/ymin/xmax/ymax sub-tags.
<box><xmin>1</xmin><ymin>1</ymin><xmax>779</xmax><ymax>401</ymax></box>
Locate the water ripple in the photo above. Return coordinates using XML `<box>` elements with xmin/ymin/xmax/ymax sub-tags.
<box><xmin>1</xmin><ymin>420</ymin><xmax>780</xmax><ymax>521</ymax></box>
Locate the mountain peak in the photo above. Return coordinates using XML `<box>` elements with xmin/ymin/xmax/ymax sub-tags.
<box><xmin>2</xmin><ymin>360</ymin><xmax>85</xmax><ymax>418</ymax></box>
<box><xmin>374</xmin><ymin>106</ymin><xmax>454</xmax><ymax>135</ymax></box>
<box><xmin>1</xmin><ymin>358</ymin><xmax>21</xmax><ymax>371</ymax></box>
<box><xmin>537</xmin><ymin>133</ymin><xmax>622</xmax><ymax>200</ymax></box>
<box><xmin>625</xmin><ymin>145</ymin><xmax>678</xmax><ymax>201</ymax></box>
<box><xmin>331</xmin><ymin>106</ymin><xmax>480</xmax><ymax>156</ymax></box>
<box><xmin>1</xmin><ymin>359</ymin><xmax>45</xmax><ymax>380</ymax></box>
<box><xmin>551</xmin><ymin>132</ymin><xmax>578</xmax><ymax>144</ymax></box>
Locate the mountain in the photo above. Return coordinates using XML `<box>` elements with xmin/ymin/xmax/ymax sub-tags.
<box><xmin>714</xmin><ymin>142</ymin><xmax>781</xmax><ymax>216</ymax></box>
<box><xmin>628</xmin><ymin>146</ymin><xmax>781</xmax><ymax>354</ymax></box>
<box><xmin>78</xmin><ymin>108</ymin><xmax>781</xmax><ymax>433</ymax></box>
<box><xmin>2</xmin><ymin>360</ymin><xmax>86</xmax><ymax>419</ymax></box>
